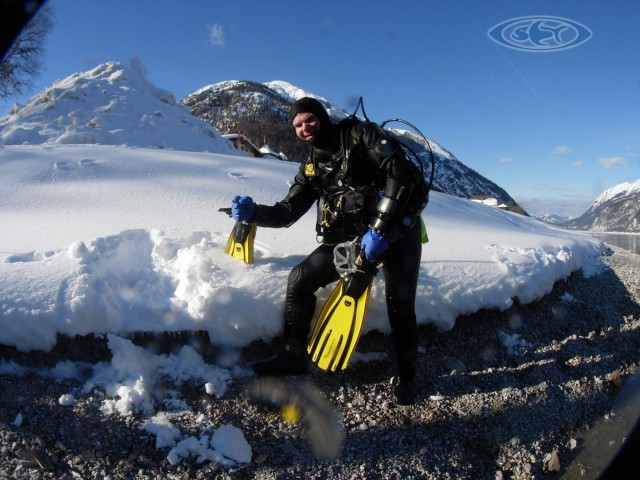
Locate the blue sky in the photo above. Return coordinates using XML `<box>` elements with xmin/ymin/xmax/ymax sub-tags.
<box><xmin>2</xmin><ymin>0</ymin><xmax>639</xmax><ymax>217</ymax></box>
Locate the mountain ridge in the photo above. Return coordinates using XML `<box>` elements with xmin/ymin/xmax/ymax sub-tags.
<box><xmin>561</xmin><ymin>179</ymin><xmax>640</xmax><ymax>232</ymax></box>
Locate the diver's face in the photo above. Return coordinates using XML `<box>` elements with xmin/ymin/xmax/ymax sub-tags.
<box><xmin>292</xmin><ymin>112</ymin><xmax>321</xmax><ymax>142</ymax></box>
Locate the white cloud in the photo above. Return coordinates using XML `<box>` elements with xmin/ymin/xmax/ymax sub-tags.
<box><xmin>571</xmin><ymin>160</ymin><xmax>584</xmax><ymax>168</ymax></box>
<box><xmin>598</xmin><ymin>156</ymin><xmax>627</xmax><ymax>170</ymax></box>
<box><xmin>206</xmin><ymin>24</ymin><xmax>225</xmax><ymax>47</ymax></box>
<box><xmin>498</xmin><ymin>156</ymin><xmax>513</xmax><ymax>164</ymax></box>
<box><xmin>551</xmin><ymin>145</ymin><xmax>570</xmax><ymax>155</ymax></box>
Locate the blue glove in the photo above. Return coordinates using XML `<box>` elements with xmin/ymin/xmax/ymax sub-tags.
<box><xmin>231</xmin><ymin>195</ymin><xmax>256</xmax><ymax>222</ymax></box>
<box><xmin>361</xmin><ymin>229</ymin><xmax>389</xmax><ymax>261</ymax></box>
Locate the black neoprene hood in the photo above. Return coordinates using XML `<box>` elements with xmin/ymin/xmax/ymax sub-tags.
<box><xmin>289</xmin><ymin>97</ymin><xmax>331</xmax><ymax>127</ymax></box>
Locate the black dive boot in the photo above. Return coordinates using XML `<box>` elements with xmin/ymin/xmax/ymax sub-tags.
<box><xmin>252</xmin><ymin>340</ymin><xmax>308</xmax><ymax>377</ymax></box>
<box><xmin>393</xmin><ymin>359</ymin><xmax>416</xmax><ymax>405</ymax></box>
<box><xmin>393</xmin><ymin>376</ymin><xmax>416</xmax><ymax>405</ymax></box>
<box><xmin>392</xmin><ymin>334</ymin><xmax>418</xmax><ymax>405</ymax></box>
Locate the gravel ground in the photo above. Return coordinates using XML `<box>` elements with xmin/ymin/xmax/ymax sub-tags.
<box><xmin>1</xmin><ymin>246</ymin><xmax>639</xmax><ymax>480</ymax></box>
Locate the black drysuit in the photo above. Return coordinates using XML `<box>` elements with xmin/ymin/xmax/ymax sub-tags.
<box><xmin>252</xmin><ymin>118</ymin><xmax>425</xmax><ymax>381</ymax></box>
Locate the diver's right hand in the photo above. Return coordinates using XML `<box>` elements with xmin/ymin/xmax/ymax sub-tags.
<box><xmin>231</xmin><ymin>195</ymin><xmax>256</xmax><ymax>222</ymax></box>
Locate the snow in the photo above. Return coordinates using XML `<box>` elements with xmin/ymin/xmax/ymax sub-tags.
<box><xmin>0</xmin><ymin>62</ymin><xmax>607</xmax><ymax>467</ymax></box>
<box><xmin>471</xmin><ymin>196</ymin><xmax>499</xmax><ymax>207</ymax></box>
<box><xmin>0</xmin><ymin>143</ymin><xmax>606</xmax><ymax>353</ymax></box>
<box><xmin>0</xmin><ymin>143</ymin><xmax>607</xmax><ymax>466</ymax></box>
<box><xmin>58</xmin><ymin>393</ymin><xmax>75</xmax><ymax>406</ymax></box>
<box><xmin>0</xmin><ymin>62</ymin><xmax>236</xmax><ymax>155</ymax></box>
<box><xmin>592</xmin><ymin>178</ymin><xmax>640</xmax><ymax>208</ymax></box>
<box><xmin>264</xmin><ymin>79</ymin><xmax>352</xmax><ymax>118</ymax></box>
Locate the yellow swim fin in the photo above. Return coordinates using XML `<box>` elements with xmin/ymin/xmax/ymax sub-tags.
<box><xmin>224</xmin><ymin>220</ymin><xmax>256</xmax><ymax>264</ymax></box>
<box><xmin>307</xmin><ymin>261</ymin><xmax>377</xmax><ymax>372</ymax></box>
<box><xmin>219</xmin><ymin>208</ymin><xmax>256</xmax><ymax>265</ymax></box>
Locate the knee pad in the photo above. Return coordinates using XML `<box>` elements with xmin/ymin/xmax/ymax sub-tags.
<box><xmin>287</xmin><ymin>264</ymin><xmax>305</xmax><ymax>287</ymax></box>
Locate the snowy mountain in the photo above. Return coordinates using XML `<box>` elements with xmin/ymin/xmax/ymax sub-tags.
<box><xmin>181</xmin><ymin>80</ymin><xmax>526</xmax><ymax>214</ymax></box>
<box><xmin>534</xmin><ymin>214</ymin><xmax>571</xmax><ymax>225</ymax></box>
<box><xmin>562</xmin><ymin>179</ymin><xmax>640</xmax><ymax>232</ymax></box>
<box><xmin>181</xmin><ymin>80</ymin><xmax>347</xmax><ymax>163</ymax></box>
<box><xmin>0</xmin><ymin>62</ymin><xmax>236</xmax><ymax>154</ymax></box>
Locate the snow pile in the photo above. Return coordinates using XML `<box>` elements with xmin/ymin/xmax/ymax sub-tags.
<box><xmin>0</xmin><ymin>332</ymin><xmax>251</xmax><ymax>467</ymax></box>
<box><xmin>146</xmin><ymin>421</ymin><xmax>252</xmax><ymax>466</ymax></box>
<box><xmin>0</xmin><ymin>142</ymin><xmax>607</xmax><ymax>351</ymax></box>
<box><xmin>0</xmin><ymin>144</ymin><xmax>606</xmax><ymax>353</ymax></box>
<box><xmin>0</xmin><ymin>62</ymin><xmax>236</xmax><ymax>154</ymax></box>
<box><xmin>498</xmin><ymin>331</ymin><xmax>533</xmax><ymax>356</ymax></box>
